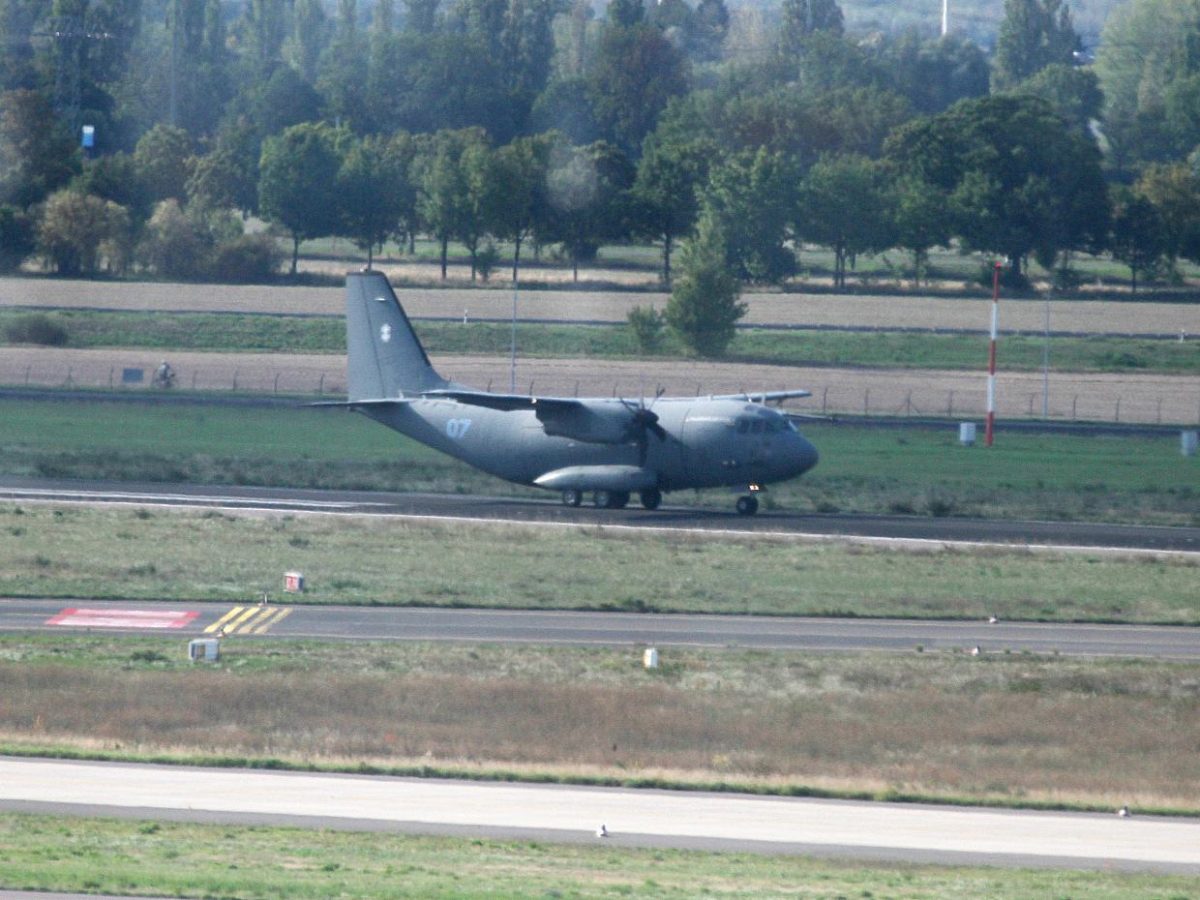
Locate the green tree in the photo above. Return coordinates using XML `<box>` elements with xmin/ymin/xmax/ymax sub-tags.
<box><xmin>414</xmin><ymin>128</ymin><xmax>488</xmax><ymax>279</ymax></box>
<box><xmin>286</xmin><ymin>0</ymin><xmax>329</xmax><ymax>83</ymax></box>
<box><xmin>133</xmin><ymin>123</ymin><xmax>192</xmax><ymax>203</ymax></box>
<box><xmin>258</xmin><ymin>122</ymin><xmax>346</xmax><ymax>274</ymax></box>
<box><xmin>795</xmin><ymin>153</ymin><xmax>895</xmax><ymax>289</ymax></box>
<box><xmin>1095</xmin><ymin>0</ymin><xmax>1200</xmax><ymax>169</ymax></box>
<box><xmin>336</xmin><ymin>133</ymin><xmax>413</xmax><ymax>267</ymax></box>
<box><xmin>252</xmin><ymin>66</ymin><xmax>323</xmax><ymax>138</ymax></box>
<box><xmin>885</xmin><ymin>94</ymin><xmax>1108</xmax><ymax>278</ymax></box>
<box><xmin>137</xmin><ymin>197</ymin><xmax>210</xmax><ymax>278</ymax></box>
<box><xmin>665</xmin><ymin>211</ymin><xmax>745</xmax><ymax>358</ymax></box>
<box><xmin>318</xmin><ymin>0</ymin><xmax>370</xmax><ymax>129</ymax></box>
<box><xmin>630</xmin><ymin>128</ymin><xmax>715</xmax><ymax>286</ymax></box>
<box><xmin>700</xmin><ymin>148</ymin><xmax>796</xmax><ymax>284</ymax></box>
<box><xmin>71</xmin><ymin>151</ymin><xmax>153</xmax><ymax>224</ymax></box>
<box><xmin>1134</xmin><ymin>162</ymin><xmax>1200</xmax><ymax>275</ymax></box>
<box><xmin>877</xmin><ymin>31</ymin><xmax>989</xmax><ymax>116</ymax></box>
<box><xmin>1108</xmin><ymin>186</ymin><xmax>1165</xmax><ymax>294</ymax></box>
<box><xmin>588</xmin><ymin>21</ymin><xmax>689</xmax><ymax>156</ymax></box>
<box><xmin>36</xmin><ymin>189</ymin><xmax>130</xmax><ymax>275</ymax></box>
<box><xmin>457</xmin><ymin>138</ymin><xmax>497</xmax><ymax>281</ymax></box>
<box><xmin>0</xmin><ymin>89</ymin><xmax>79</xmax><ymax>208</ymax></box>
<box><xmin>0</xmin><ymin>203</ymin><xmax>34</xmax><ymax>271</ymax></box>
<box><xmin>1009</xmin><ymin>63</ymin><xmax>1102</xmax><ymax>135</ymax></box>
<box><xmin>778</xmin><ymin>0</ymin><xmax>844</xmax><ymax>57</ymax></box>
<box><xmin>992</xmin><ymin>0</ymin><xmax>1079</xmax><ymax>91</ymax></box>
<box><xmin>489</xmin><ymin>133</ymin><xmax>553</xmax><ymax>282</ymax></box>
<box><xmin>890</xmin><ymin>175</ymin><xmax>952</xmax><ymax>285</ymax></box>
<box><xmin>543</xmin><ymin>140</ymin><xmax>634</xmax><ymax>281</ymax></box>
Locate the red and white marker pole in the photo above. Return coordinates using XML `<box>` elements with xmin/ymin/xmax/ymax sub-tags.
<box><xmin>985</xmin><ymin>261</ymin><xmax>1001</xmax><ymax>447</ymax></box>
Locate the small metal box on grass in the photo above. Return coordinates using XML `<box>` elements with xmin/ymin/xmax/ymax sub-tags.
<box><xmin>643</xmin><ymin>647</ymin><xmax>659</xmax><ymax>669</ymax></box>
<box><xmin>188</xmin><ymin>638</ymin><xmax>219</xmax><ymax>663</ymax></box>
<box><xmin>284</xmin><ymin>571</ymin><xmax>305</xmax><ymax>593</ymax></box>
<box><xmin>959</xmin><ymin>422</ymin><xmax>977</xmax><ymax>446</ymax></box>
<box><xmin>1183</xmin><ymin>431</ymin><xmax>1198</xmax><ymax>458</ymax></box>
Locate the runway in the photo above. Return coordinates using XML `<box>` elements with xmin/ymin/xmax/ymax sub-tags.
<box><xmin>3</xmin><ymin>597</ymin><xmax>1199</xmax><ymax>659</ymax></box>
<box><xmin>2</xmin><ymin>758</ymin><xmax>1198</xmax><ymax>872</ymax></box>
<box><xmin>2</xmin><ymin>477</ymin><xmax>1198</xmax><ymax>553</ymax></box>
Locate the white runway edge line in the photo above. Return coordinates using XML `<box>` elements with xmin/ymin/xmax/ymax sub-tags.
<box><xmin>0</xmin><ymin>487</ymin><xmax>390</xmax><ymax>511</ymax></box>
<box><xmin>2</xmin><ymin>758</ymin><xmax>1199</xmax><ymax>871</ymax></box>
<box><xmin>3</xmin><ymin>490</ymin><xmax>1196</xmax><ymax>560</ymax></box>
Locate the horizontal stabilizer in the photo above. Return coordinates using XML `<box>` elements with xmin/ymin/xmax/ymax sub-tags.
<box><xmin>713</xmin><ymin>389</ymin><xmax>812</xmax><ymax>403</ymax></box>
<box><xmin>308</xmin><ymin>399</ymin><xmax>413</xmax><ymax>409</ymax></box>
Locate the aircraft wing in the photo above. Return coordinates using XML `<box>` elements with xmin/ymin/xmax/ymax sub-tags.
<box><xmin>422</xmin><ymin>389</ymin><xmax>582</xmax><ymax>415</ymax></box>
<box><xmin>710</xmin><ymin>389</ymin><xmax>812</xmax><ymax>403</ymax></box>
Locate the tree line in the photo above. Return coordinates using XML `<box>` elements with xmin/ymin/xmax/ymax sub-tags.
<box><xmin>2</xmin><ymin>0</ymin><xmax>1200</xmax><ymax>299</ymax></box>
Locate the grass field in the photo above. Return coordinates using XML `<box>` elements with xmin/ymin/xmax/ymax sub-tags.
<box><xmin>2</xmin><ymin>398</ymin><xmax>1196</xmax><ymax>526</ymax></box>
<box><xmin>4</xmin><ymin>309</ymin><xmax>1198</xmax><ymax>374</ymax></box>
<box><xmin>4</xmin><ymin>812</ymin><xmax>1193</xmax><ymax>899</ymax></box>
<box><xmin>2</xmin><ymin>635</ymin><xmax>1198</xmax><ymax>812</ymax></box>
<box><xmin>2</xmin><ymin>505</ymin><xmax>1197</xmax><ymax>621</ymax></box>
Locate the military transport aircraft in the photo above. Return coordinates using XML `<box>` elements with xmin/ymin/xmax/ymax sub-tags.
<box><xmin>318</xmin><ymin>271</ymin><xmax>819</xmax><ymax>515</ymax></box>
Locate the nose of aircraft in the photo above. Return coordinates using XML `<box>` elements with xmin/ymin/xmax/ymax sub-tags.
<box><xmin>791</xmin><ymin>432</ymin><xmax>819</xmax><ymax>476</ymax></box>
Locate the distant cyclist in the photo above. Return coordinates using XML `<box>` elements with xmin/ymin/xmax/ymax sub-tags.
<box><xmin>153</xmin><ymin>360</ymin><xmax>175</xmax><ymax>388</ymax></box>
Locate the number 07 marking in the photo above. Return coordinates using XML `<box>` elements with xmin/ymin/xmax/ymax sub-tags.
<box><xmin>446</xmin><ymin>418</ymin><xmax>472</xmax><ymax>439</ymax></box>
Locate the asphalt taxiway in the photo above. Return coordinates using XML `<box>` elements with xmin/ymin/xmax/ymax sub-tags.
<box><xmin>2</xmin><ymin>477</ymin><xmax>1198</xmax><ymax>552</ymax></box>
<box><xmin>3</xmin><ymin>758</ymin><xmax>1198</xmax><ymax>873</ymax></box>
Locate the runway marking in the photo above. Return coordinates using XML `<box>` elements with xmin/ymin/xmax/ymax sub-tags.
<box><xmin>204</xmin><ymin>606</ymin><xmax>293</xmax><ymax>635</ymax></box>
<box><xmin>46</xmin><ymin>607</ymin><xmax>198</xmax><ymax>629</ymax></box>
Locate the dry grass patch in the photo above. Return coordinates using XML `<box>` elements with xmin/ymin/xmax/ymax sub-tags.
<box><xmin>2</xmin><ymin>637</ymin><xmax>1198</xmax><ymax>812</ymax></box>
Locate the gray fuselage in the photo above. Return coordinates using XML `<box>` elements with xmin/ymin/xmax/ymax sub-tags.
<box><xmin>362</xmin><ymin>396</ymin><xmax>819</xmax><ymax>492</ymax></box>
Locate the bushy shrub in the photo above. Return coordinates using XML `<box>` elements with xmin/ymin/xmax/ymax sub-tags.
<box><xmin>627</xmin><ymin>304</ymin><xmax>665</xmax><ymax>353</ymax></box>
<box><xmin>137</xmin><ymin>199</ymin><xmax>210</xmax><ymax>279</ymax></box>
<box><xmin>210</xmin><ymin>233</ymin><xmax>284</xmax><ymax>283</ymax></box>
<box><xmin>5</xmin><ymin>313</ymin><xmax>67</xmax><ymax>346</ymax></box>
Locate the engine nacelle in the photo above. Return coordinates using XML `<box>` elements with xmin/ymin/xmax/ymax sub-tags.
<box><xmin>535</xmin><ymin>403</ymin><xmax>631</xmax><ymax>444</ymax></box>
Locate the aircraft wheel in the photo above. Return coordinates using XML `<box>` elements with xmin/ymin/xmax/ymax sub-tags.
<box><xmin>593</xmin><ymin>490</ymin><xmax>612</xmax><ymax>509</ymax></box>
<box><xmin>611</xmin><ymin>491</ymin><xmax>630</xmax><ymax>509</ymax></box>
<box><xmin>561</xmin><ymin>489</ymin><xmax>582</xmax><ymax>507</ymax></box>
<box><xmin>640</xmin><ymin>489</ymin><xmax>662</xmax><ymax>510</ymax></box>
<box><xmin>735</xmin><ymin>495</ymin><xmax>759</xmax><ymax>516</ymax></box>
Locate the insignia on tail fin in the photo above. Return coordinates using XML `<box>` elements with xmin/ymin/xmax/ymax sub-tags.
<box><xmin>345</xmin><ymin>271</ymin><xmax>449</xmax><ymax>400</ymax></box>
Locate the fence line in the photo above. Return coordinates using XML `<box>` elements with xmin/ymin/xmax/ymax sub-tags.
<box><xmin>6</xmin><ymin>364</ymin><xmax>1199</xmax><ymax>426</ymax></box>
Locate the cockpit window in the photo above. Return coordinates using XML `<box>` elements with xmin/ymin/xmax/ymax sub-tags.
<box><xmin>751</xmin><ymin>420</ymin><xmax>764</xmax><ymax>434</ymax></box>
<box><xmin>736</xmin><ymin>419</ymin><xmax>750</xmax><ymax>434</ymax></box>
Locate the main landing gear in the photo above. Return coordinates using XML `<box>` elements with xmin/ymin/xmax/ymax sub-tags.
<box><xmin>560</xmin><ymin>489</ymin><xmax>662</xmax><ymax>510</ymax></box>
<box><xmin>735</xmin><ymin>495</ymin><xmax>759</xmax><ymax>516</ymax></box>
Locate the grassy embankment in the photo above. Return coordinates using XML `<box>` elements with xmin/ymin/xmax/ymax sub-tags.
<box><xmin>2</xmin><ymin>398</ymin><xmax>1196</xmax><ymax>527</ymax></box>
<box><xmin>3</xmin><ymin>308</ymin><xmax>1197</xmax><ymax>373</ymax></box>
<box><xmin>4</xmin><ymin>812</ymin><xmax>1193</xmax><ymax>900</ymax></box>
<box><xmin>2</xmin><ymin>635</ymin><xmax>1198</xmax><ymax>813</ymax></box>
<box><xmin>2</xmin><ymin>505</ymin><xmax>1198</xmax><ymax>621</ymax></box>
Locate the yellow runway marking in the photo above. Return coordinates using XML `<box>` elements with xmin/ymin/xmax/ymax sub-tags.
<box><xmin>204</xmin><ymin>606</ymin><xmax>294</xmax><ymax>634</ymax></box>
<box><xmin>204</xmin><ymin>606</ymin><xmax>245</xmax><ymax>634</ymax></box>
<box><xmin>251</xmin><ymin>608</ymin><xmax>292</xmax><ymax>634</ymax></box>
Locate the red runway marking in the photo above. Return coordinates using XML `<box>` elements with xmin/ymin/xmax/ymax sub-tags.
<box><xmin>46</xmin><ymin>608</ymin><xmax>199</xmax><ymax>629</ymax></box>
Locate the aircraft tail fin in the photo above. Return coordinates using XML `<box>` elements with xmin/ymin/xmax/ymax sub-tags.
<box><xmin>345</xmin><ymin>271</ymin><xmax>448</xmax><ymax>400</ymax></box>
